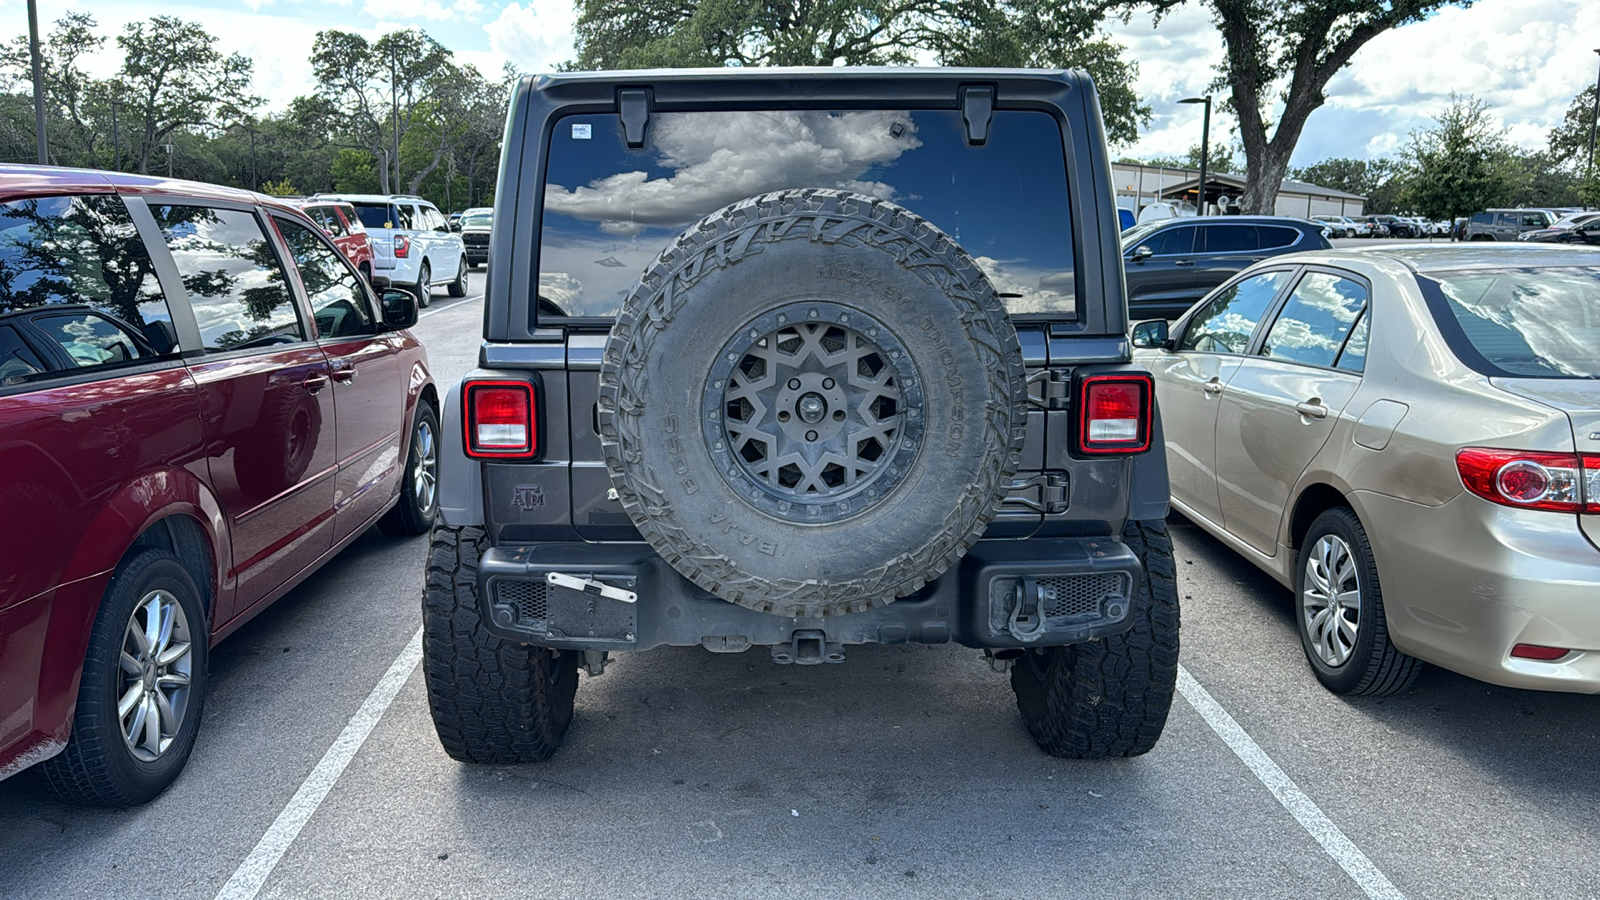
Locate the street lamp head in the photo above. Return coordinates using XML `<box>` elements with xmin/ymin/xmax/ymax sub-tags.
<box><xmin>1179</xmin><ymin>96</ymin><xmax>1211</xmax><ymax>105</ymax></box>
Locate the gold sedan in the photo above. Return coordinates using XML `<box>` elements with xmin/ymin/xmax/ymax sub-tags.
<box><xmin>1134</xmin><ymin>244</ymin><xmax>1600</xmax><ymax>695</ymax></box>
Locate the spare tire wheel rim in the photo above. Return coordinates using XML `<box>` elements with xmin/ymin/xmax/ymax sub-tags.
<box><xmin>704</xmin><ymin>300</ymin><xmax>924</xmax><ymax>524</ymax></box>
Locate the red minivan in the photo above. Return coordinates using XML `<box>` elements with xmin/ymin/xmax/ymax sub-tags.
<box><xmin>297</xmin><ymin>199</ymin><xmax>377</xmax><ymax>281</ymax></box>
<box><xmin>0</xmin><ymin>166</ymin><xmax>437</xmax><ymax>806</ymax></box>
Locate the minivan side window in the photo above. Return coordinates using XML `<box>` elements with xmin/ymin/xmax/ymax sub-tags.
<box><xmin>275</xmin><ymin>217</ymin><xmax>376</xmax><ymax>339</ymax></box>
<box><xmin>1178</xmin><ymin>270</ymin><xmax>1293</xmax><ymax>353</ymax></box>
<box><xmin>0</xmin><ymin>194</ymin><xmax>180</xmax><ymax>376</ymax></box>
<box><xmin>152</xmin><ymin>205</ymin><xmax>306</xmax><ymax>352</ymax></box>
<box><xmin>1259</xmin><ymin>271</ymin><xmax>1368</xmax><ymax>368</ymax></box>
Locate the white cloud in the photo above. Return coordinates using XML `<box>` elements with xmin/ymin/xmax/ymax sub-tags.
<box><xmin>480</xmin><ymin>1</ymin><xmax>578</xmax><ymax>74</ymax></box>
<box><xmin>546</xmin><ymin>110</ymin><xmax>921</xmax><ymax>235</ymax></box>
<box><xmin>364</xmin><ymin>0</ymin><xmax>484</xmax><ymax>23</ymax></box>
<box><xmin>1108</xmin><ymin>0</ymin><xmax>1598</xmax><ymax>164</ymax></box>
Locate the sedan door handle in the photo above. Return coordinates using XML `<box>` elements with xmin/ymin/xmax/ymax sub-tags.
<box><xmin>302</xmin><ymin>372</ymin><xmax>329</xmax><ymax>393</ymax></box>
<box><xmin>1174</xmin><ymin>259</ymin><xmax>1195</xmax><ymax>267</ymax></box>
<box><xmin>1295</xmin><ymin>400</ymin><xmax>1328</xmax><ymax>418</ymax></box>
<box><xmin>1202</xmin><ymin>380</ymin><xmax>1224</xmax><ymax>395</ymax></box>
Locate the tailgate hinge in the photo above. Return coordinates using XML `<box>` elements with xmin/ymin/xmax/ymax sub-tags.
<box><xmin>1006</xmin><ymin>472</ymin><xmax>1069</xmax><ymax>515</ymax></box>
<box><xmin>1027</xmin><ymin>369</ymin><xmax>1071</xmax><ymax>410</ymax></box>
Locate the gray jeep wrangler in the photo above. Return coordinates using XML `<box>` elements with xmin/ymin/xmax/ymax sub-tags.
<box><xmin>424</xmin><ymin>68</ymin><xmax>1178</xmax><ymax>762</ymax></box>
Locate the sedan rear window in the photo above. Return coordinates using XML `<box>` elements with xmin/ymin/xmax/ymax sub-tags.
<box><xmin>1420</xmin><ymin>267</ymin><xmax>1600</xmax><ymax>378</ymax></box>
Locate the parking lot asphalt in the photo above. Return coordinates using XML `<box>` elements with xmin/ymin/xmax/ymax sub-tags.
<box><xmin>3</xmin><ymin>268</ymin><xmax>1597</xmax><ymax>900</ymax></box>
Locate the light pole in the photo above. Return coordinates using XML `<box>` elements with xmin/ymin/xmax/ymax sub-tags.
<box><xmin>390</xmin><ymin>44</ymin><xmax>401</xmax><ymax>194</ymax></box>
<box><xmin>1587</xmin><ymin>48</ymin><xmax>1600</xmax><ymax>177</ymax></box>
<box><xmin>1180</xmin><ymin>96</ymin><xmax>1212</xmax><ymax>215</ymax></box>
<box><xmin>27</xmin><ymin>0</ymin><xmax>47</xmax><ymax>165</ymax></box>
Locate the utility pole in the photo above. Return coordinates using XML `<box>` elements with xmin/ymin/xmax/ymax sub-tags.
<box><xmin>27</xmin><ymin>0</ymin><xmax>48</xmax><ymax>165</ymax></box>
<box><xmin>110</xmin><ymin>99</ymin><xmax>118</xmax><ymax>171</ymax></box>
<box><xmin>249</xmin><ymin>128</ymin><xmax>257</xmax><ymax>191</ymax></box>
<box><xmin>167</xmin><ymin>141</ymin><xmax>174</xmax><ymax>178</ymax></box>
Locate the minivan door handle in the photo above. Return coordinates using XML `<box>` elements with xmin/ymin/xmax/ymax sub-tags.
<box><xmin>1295</xmin><ymin>400</ymin><xmax>1328</xmax><ymax>418</ymax></box>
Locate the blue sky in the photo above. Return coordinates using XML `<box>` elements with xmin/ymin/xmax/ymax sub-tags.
<box><xmin>4</xmin><ymin>0</ymin><xmax>1595</xmax><ymax>167</ymax></box>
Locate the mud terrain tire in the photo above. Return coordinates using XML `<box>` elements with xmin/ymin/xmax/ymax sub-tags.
<box><xmin>1010</xmin><ymin>518</ymin><xmax>1180</xmax><ymax>758</ymax></box>
<box><xmin>598</xmin><ymin>189</ymin><xmax>1027</xmax><ymax>618</ymax></box>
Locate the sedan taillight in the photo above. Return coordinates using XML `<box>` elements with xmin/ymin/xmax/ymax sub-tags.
<box><xmin>1455</xmin><ymin>447</ymin><xmax>1600</xmax><ymax>513</ymax></box>
<box><xmin>1076</xmin><ymin>373</ymin><xmax>1153</xmax><ymax>455</ymax></box>
<box><xmin>464</xmin><ymin>381</ymin><xmax>537</xmax><ymax>458</ymax></box>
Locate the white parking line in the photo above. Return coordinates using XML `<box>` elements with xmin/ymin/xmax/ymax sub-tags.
<box><xmin>1177</xmin><ymin>665</ymin><xmax>1406</xmax><ymax>900</ymax></box>
<box><xmin>418</xmin><ymin>292</ymin><xmax>484</xmax><ymax>318</ymax></box>
<box><xmin>214</xmin><ymin>628</ymin><xmax>423</xmax><ymax>900</ymax></box>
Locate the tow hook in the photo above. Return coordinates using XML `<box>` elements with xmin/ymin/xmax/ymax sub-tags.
<box><xmin>1008</xmin><ymin>576</ymin><xmax>1050</xmax><ymax>642</ymax></box>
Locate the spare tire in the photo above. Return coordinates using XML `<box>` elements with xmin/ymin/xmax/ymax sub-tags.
<box><xmin>598</xmin><ymin>189</ymin><xmax>1027</xmax><ymax>618</ymax></box>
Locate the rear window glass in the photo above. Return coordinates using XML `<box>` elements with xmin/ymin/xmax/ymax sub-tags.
<box><xmin>462</xmin><ymin>213</ymin><xmax>492</xmax><ymax>227</ymax></box>
<box><xmin>1419</xmin><ymin>267</ymin><xmax>1600</xmax><ymax>378</ymax></box>
<box><xmin>538</xmin><ymin>109</ymin><xmax>1075</xmax><ymax>320</ymax></box>
<box><xmin>352</xmin><ymin>203</ymin><xmax>399</xmax><ymax>229</ymax></box>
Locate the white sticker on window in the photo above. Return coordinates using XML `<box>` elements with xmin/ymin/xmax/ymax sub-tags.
<box><xmin>572</xmin><ymin>123</ymin><xmax>592</xmax><ymax>140</ymax></box>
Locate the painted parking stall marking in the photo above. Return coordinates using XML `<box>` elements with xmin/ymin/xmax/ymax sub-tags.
<box><xmin>1178</xmin><ymin>665</ymin><xmax>1406</xmax><ymax>900</ymax></box>
<box><xmin>214</xmin><ymin>628</ymin><xmax>423</xmax><ymax>900</ymax></box>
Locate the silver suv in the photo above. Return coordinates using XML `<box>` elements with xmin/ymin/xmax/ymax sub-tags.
<box><xmin>1465</xmin><ymin>208</ymin><xmax>1557</xmax><ymax>241</ymax></box>
<box><xmin>315</xmin><ymin>193</ymin><xmax>468</xmax><ymax>306</ymax></box>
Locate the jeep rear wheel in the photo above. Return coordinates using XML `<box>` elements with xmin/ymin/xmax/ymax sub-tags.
<box><xmin>598</xmin><ymin>189</ymin><xmax>1028</xmax><ymax>618</ymax></box>
<box><xmin>1010</xmin><ymin>519</ymin><xmax>1180</xmax><ymax>758</ymax></box>
<box><xmin>423</xmin><ymin>524</ymin><xmax>579</xmax><ymax>763</ymax></box>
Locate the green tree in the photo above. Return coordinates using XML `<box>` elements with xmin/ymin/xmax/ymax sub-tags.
<box><xmin>0</xmin><ymin>13</ymin><xmax>110</xmax><ymax>167</ymax></box>
<box><xmin>570</xmin><ymin>0</ymin><xmax>1155</xmax><ymax>145</ymax></box>
<box><xmin>113</xmin><ymin>16</ymin><xmax>260</xmax><ymax>174</ymax></box>
<box><xmin>1401</xmin><ymin>93</ymin><xmax>1520</xmax><ymax>223</ymax></box>
<box><xmin>1549</xmin><ymin>84</ymin><xmax>1597</xmax><ymax>171</ymax></box>
<box><xmin>1141</xmin><ymin>141</ymin><xmax>1238</xmax><ymax>174</ymax></box>
<box><xmin>1144</xmin><ymin>0</ymin><xmax>1473</xmax><ymax>214</ymax></box>
<box><xmin>1290</xmin><ymin>156</ymin><xmax>1407</xmax><ymax>212</ymax></box>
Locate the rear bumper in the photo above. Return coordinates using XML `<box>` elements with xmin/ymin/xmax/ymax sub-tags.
<box><xmin>477</xmin><ymin>537</ymin><xmax>1142</xmax><ymax>654</ymax></box>
<box><xmin>1357</xmin><ymin>490</ymin><xmax>1600</xmax><ymax>693</ymax></box>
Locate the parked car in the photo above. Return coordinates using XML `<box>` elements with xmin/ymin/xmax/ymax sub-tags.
<box><xmin>458</xmin><ymin>206</ymin><xmax>493</xmax><ymax>268</ymax></box>
<box><xmin>1465</xmin><ymin>208</ymin><xmax>1558</xmax><ymax>241</ymax></box>
<box><xmin>296</xmin><ymin>199</ymin><xmax>375</xmax><ymax>281</ymax></box>
<box><xmin>1352</xmin><ymin>215</ymin><xmax>1389</xmax><ymax>237</ymax></box>
<box><xmin>313</xmin><ymin>193</ymin><xmax>467</xmax><ymax>307</ymax></box>
<box><xmin>1368</xmin><ymin>214</ymin><xmax>1418</xmax><ymax>238</ymax></box>
<box><xmin>1118</xmin><ymin>207</ymin><xmax>1137</xmax><ymax>230</ymax></box>
<box><xmin>423</xmin><ymin>68</ymin><xmax>1180</xmax><ymax>766</ymax></box>
<box><xmin>1312</xmin><ymin>215</ymin><xmax>1359</xmax><ymax>238</ymax></box>
<box><xmin>1517</xmin><ymin>211</ymin><xmax>1600</xmax><ymax>242</ymax></box>
<box><xmin>0</xmin><ymin>165</ymin><xmax>439</xmax><ymax>805</ymax></box>
<box><xmin>1121</xmin><ymin>215</ymin><xmax>1333</xmax><ymax>320</ymax></box>
<box><xmin>1132</xmin><ymin>244</ymin><xmax>1600</xmax><ymax>696</ymax></box>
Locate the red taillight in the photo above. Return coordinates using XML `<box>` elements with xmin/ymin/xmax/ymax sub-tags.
<box><xmin>1077</xmin><ymin>373</ymin><xmax>1153</xmax><ymax>455</ymax></box>
<box><xmin>1455</xmin><ymin>447</ymin><xmax>1600</xmax><ymax>513</ymax></box>
<box><xmin>394</xmin><ymin>234</ymin><xmax>410</xmax><ymax>258</ymax></box>
<box><xmin>1511</xmin><ymin>643</ymin><xmax>1571</xmax><ymax>661</ymax></box>
<box><xmin>464</xmin><ymin>381</ymin><xmax>537</xmax><ymax>458</ymax></box>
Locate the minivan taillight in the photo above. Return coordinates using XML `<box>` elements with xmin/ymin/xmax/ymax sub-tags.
<box><xmin>464</xmin><ymin>381</ymin><xmax>536</xmax><ymax>458</ymax></box>
<box><xmin>1455</xmin><ymin>447</ymin><xmax>1600</xmax><ymax>513</ymax></box>
<box><xmin>1077</xmin><ymin>373</ymin><xmax>1153</xmax><ymax>455</ymax></box>
<box><xmin>394</xmin><ymin>234</ymin><xmax>410</xmax><ymax>258</ymax></box>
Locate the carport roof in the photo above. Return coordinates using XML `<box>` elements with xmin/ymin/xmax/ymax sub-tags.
<box><xmin>1161</xmin><ymin>171</ymin><xmax>1366</xmax><ymax>201</ymax></box>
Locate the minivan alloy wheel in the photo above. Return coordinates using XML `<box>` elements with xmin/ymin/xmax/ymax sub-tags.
<box><xmin>1301</xmin><ymin>534</ymin><xmax>1360</xmax><ymax>668</ymax></box>
<box><xmin>118</xmin><ymin>589</ymin><xmax>194</xmax><ymax>762</ymax></box>
<box><xmin>412</xmin><ymin>416</ymin><xmax>437</xmax><ymax>516</ymax></box>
